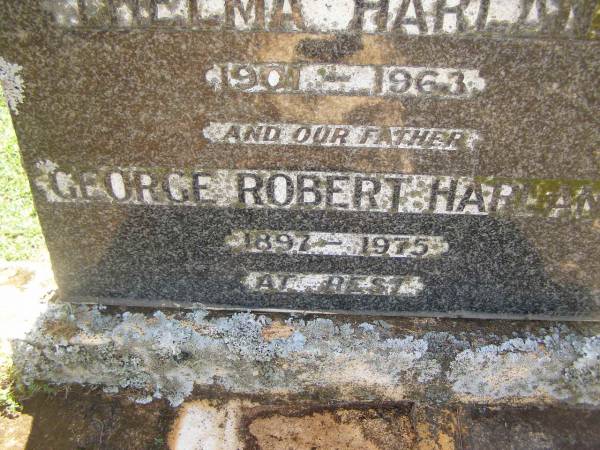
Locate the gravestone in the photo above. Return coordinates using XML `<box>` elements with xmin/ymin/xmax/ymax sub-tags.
<box><xmin>0</xmin><ymin>0</ymin><xmax>599</xmax><ymax>319</ymax></box>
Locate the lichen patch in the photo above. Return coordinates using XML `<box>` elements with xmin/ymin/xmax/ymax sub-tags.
<box><xmin>10</xmin><ymin>304</ymin><xmax>600</xmax><ymax>408</ymax></box>
<box><xmin>0</xmin><ymin>57</ymin><xmax>25</xmax><ymax>114</ymax></box>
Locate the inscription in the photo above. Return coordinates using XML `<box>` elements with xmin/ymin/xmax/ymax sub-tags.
<box><xmin>34</xmin><ymin>161</ymin><xmax>600</xmax><ymax>220</ymax></box>
<box><xmin>203</xmin><ymin>122</ymin><xmax>480</xmax><ymax>151</ymax></box>
<box><xmin>226</xmin><ymin>230</ymin><xmax>449</xmax><ymax>257</ymax></box>
<box><xmin>206</xmin><ymin>63</ymin><xmax>485</xmax><ymax>99</ymax></box>
<box><xmin>243</xmin><ymin>272</ymin><xmax>424</xmax><ymax>296</ymax></box>
<box><xmin>43</xmin><ymin>0</ymin><xmax>596</xmax><ymax>39</ymax></box>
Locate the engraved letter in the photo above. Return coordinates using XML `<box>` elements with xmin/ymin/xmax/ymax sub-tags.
<box><xmin>270</xmin><ymin>0</ymin><xmax>305</xmax><ymax>30</ymax></box>
<box><xmin>393</xmin><ymin>0</ymin><xmax>428</xmax><ymax>34</ymax></box>
<box><xmin>225</xmin><ymin>0</ymin><xmax>266</xmax><ymax>29</ymax></box>
<box><xmin>350</xmin><ymin>0</ymin><xmax>390</xmax><ymax>31</ymax></box>
<box><xmin>434</xmin><ymin>0</ymin><xmax>471</xmax><ymax>33</ymax></box>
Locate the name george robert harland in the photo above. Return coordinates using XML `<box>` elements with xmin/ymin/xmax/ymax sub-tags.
<box><xmin>34</xmin><ymin>162</ymin><xmax>600</xmax><ymax>221</ymax></box>
<box><xmin>45</xmin><ymin>0</ymin><xmax>596</xmax><ymax>39</ymax></box>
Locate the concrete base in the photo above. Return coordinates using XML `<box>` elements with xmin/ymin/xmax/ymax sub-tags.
<box><xmin>168</xmin><ymin>399</ymin><xmax>600</xmax><ymax>450</ymax></box>
<box><xmin>2</xmin><ymin>261</ymin><xmax>600</xmax><ymax>449</ymax></box>
<box><xmin>11</xmin><ymin>301</ymin><xmax>600</xmax><ymax>408</ymax></box>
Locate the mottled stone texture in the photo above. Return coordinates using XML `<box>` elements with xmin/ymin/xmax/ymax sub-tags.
<box><xmin>0</xmin><ymin>1</ymin><xmax>599</xmax><ymax>318</ymax></box>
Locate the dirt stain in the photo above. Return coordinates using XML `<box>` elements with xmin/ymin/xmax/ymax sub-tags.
<box><xmin>246</xmin><ymin>404</ymin><xmax>416</xmax><ymax>450</ymax></box>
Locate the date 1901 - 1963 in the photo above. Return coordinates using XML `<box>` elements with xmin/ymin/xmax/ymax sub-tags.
<box><xmin>207</xmin><ymin>63</ymin><xmax>486</xmax><ymax>98</ymax></box>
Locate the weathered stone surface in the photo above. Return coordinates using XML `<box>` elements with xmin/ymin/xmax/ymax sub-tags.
<box><xmin>12</xmin><ymin>303</ymin><xmax>600</xmax><ymax>407</ymax></box>
<box><xmin>1</xmin><ymin>1</ymin><xmax>599</xmax><ymax>318</ymax></box>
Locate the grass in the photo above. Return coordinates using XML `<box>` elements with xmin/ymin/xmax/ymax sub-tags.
<box><xmin>0</xmin><ymin>88</ymin><xmax>48</xmax><ymax>415</ymax></box>
<box><xmin>0</xmin><ymin>351</ymin><xmax>20</xmax><ymax>416</ymax></box>
<box><xmin>0</xmin><ymin>89</ymin><xmax>45</xmax><ymax>261</ymax></box>
<box><xmin>1</xmin><ymin>348</ymin><xmax>58</xmax><ymax>417</ymax></box>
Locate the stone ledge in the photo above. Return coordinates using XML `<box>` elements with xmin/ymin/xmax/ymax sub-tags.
<box><xmin>11</xmin><ymin>302</ymin><xmax>600</xmax><ymax>408</ymax></box>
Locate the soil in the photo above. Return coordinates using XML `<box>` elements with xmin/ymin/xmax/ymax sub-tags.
<box><xmin>3</xmin><ymin>391</ymin><xmax>600</xmax><ymax>450</ymax></box>
<box><xmin>0</xmin><ymin>388</ymin><xmax>175</xmax><ymax>450</ymax></box>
